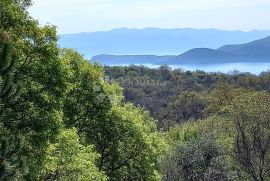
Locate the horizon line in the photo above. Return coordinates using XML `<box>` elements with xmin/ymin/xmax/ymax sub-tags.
<box><xmin>59</xmin><ymin>27</ymin><xmax>270</xmax><ymax>35</ymax></box>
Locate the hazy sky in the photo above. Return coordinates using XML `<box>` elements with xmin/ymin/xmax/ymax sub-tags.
<box><xmin>28</xmin><ymin>0</ymin><xmax>270</xmax><ymax>34</ymax></box>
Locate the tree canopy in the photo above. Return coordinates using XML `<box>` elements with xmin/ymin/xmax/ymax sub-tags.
<box><xmin>2</xmin><ymin>0</ymin><xmax>270</xmax><ymax>180</ymax></box>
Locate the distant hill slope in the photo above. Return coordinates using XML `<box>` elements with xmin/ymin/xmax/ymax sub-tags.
<box><xmin>172</xmin><ymin>48</ymin><xmax>233</xmax><ymax>64</ymax></box>
<box><xmin>218</xmin><ymin>36</ymin><xmax>270</xmax><ymax>57</ymax></box>
<box><xmin>91</xmin><ymin>36</ymin><xmax>270</xmax><ymax>65</ymax></box>
<box><xmin>59</xmin><ymin>28</ymin><xmax>270</xmax><ymax>58</ymax></box>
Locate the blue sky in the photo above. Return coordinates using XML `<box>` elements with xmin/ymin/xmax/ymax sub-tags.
<box><xmin>29</xmin><ymin>0</ymin><xmax>270</xmax><ymax>34</ymax></box>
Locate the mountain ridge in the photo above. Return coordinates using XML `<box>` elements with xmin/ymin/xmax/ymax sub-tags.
<box><xmin>59</xmin><ymin>28</ymin><xmax>270</xmax><ymax>58</ymax></box>
<box><xmin>91</xmin><ymin>36</ymin><xmax>270</xmax><ymax>65</ymax></box>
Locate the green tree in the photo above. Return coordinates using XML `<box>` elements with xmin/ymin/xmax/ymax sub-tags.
<box><xmin>0</xmin><ymin>1</ymin><xmax>69</xmax><ymax>178</ymax></box>
<box><xmin>0</xmin><ymin>125</ymin><xmax>25</xmax><ymax>180</ymax></box>
<box><xmin>159</xmin><ymin>91</ymin><xmax>207</xmax><ymax>130</ymax></box>
<box><xmin>60</xmin><ymin>49</ymin><xmax>117</xmax><ymax>133</ymax></box>
<box><xmin>0</xmin><ymin>31</ymin><xmax>20</xmax><ymax>112</ymax></box>
<box><xmin>205</xmin><ymin>82</ymin><xmax>251</xmax><ymax>115</ymax></box>
<box><xmin>162</xmin><ymin>135</ymin><xmax>235</xmax><ymax>181</ymax></box>
<box><xmin>43</xmin><ymin>128</ymin><xmax>107</xmax><ymax>181</ymax></box>
<box><xmin>95</xmin><ymin>104</ymin><xmax>166</xmax><ymax>180</ymax></box>
<box><xmin>0</xmin><ymin>31</ymin><xmax>26</xmax><ymax>179</ymax></box>
<box><xmin>227</xmin><ymin>91</ymin><xmax>270</xmax><ymax>181</ymax></box>
<box><xmin>61</xmin><ymin>49</ymin><xmax>166</xmax><ymax>180</ymax></box>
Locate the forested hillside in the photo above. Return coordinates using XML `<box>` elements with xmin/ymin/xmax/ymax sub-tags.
<box><xmin>106</xmin><ymin>65</ymin><xmax>270</xmax><ymax>180</ymax></box>
<box><xmin>1</xmin><ymin>1</ymin><xmax>270</xmax><ymax>181</ymax></box>
<box><xmin>105</xmin><ymin>65</ymin><xmax>270</xmax><ymax>128</ymax></box>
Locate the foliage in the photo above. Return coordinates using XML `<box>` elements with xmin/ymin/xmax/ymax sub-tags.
<box><xmin>0</xmin><ymin>31</ymin><xmax>26</xmax><ymax>179</ymax></box>
<box><xmin>95</xmin><ymin>104</ymin><xmax>166</xmax><ymax>181</ymax></box>
<box><xmin>105</xmin><ymin>65</ymin><xmax>270</xmax><ymax>129</ymax></box>
<box><xmin>0</xmin><ymin>0</ymin><xmax>70</xmax><ymax>178</ymax></box>
<box><xmin>43</xmin><ymin>128</ymin><xmax>107</xmax><ymax>181</ymax></box>
<box><xmin>0</xmin><ymin>125</ymin><xmax>26</xmax><ymax>180</ymax></box>
<box><xmin>167</xmin><ymin>123</ymin><xmax>199</xmax><ymax>145</ymax></box>
<box><xmin>159</xmin><ymin>91</ymin><xmax>207</xmax><ymax>130</ymax></box>
<box><xmin>3</xmin><ymin>0</ymin><xmax>270</xmax><ymax>180</ymax></box>
<box><xmin>227</xmin><ymin>91</ymin><xmax>270</xmax><ymax>181</ymax></box>
<box><xmin>0</xmin><ymin>31</ymin><xmax>20</xmax><ymax>114</ymax></box>
<box><xmin>162</xmin><ymin>135</ymin><xmax>235</xmax><ymax>181</ymax></box>
<box><xmin>59</xmin><ymin>50</ymin><xmax>166</xmax><ymax>180</ymax></box>
<box><xmin>61</xmin><ymin>49</ymin><xmax>120</xmax><ymax>133</ymax></box>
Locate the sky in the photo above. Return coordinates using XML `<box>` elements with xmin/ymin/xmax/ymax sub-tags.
<box><xmin>28</xmin><ymin>0</ymin><xmax>270</xmax><ymax>34</ymax></box>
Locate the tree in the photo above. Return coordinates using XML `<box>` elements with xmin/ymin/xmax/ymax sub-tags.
<box><xmin>0</xmin><ymin>31</ymin><xmax>20</xmax><ymax>112</ymax></box>
<box><xmin>159</xmin><ymin>65</ymin><xmax>172</xmax><ymax>81</ymax></box>
<box><xmin>162</xmin><ymin>135</ymin><xmax>235</xmax><ymax>181</ymax></box>
<box><xmin>0</xmin><ymin>1</ymin><xmax>69</xmax><ymax>178</ymax></box>
<box><xmin>227</xmin><ymin>91</ymin><xmax>270</xmax><ymax>181</ymax></box>
<box><xmin>61</xmin><ymin>50</ymin><xmax>165</xmax><ymax>180</ymax></box>
<box><xmin>159</xmin><ymin>91</ymin><xmax>207</xmax><ymax>129</ymax></box>
<box><xmin>0</xmin><ymin>125</ymin><xmax>25</xmax><ymax>180</ymax></box>
<box><xmin>93</xmin><ymin>104</ymin><xmax>165</xmax><ymax>180</ymax></box>
<box><xmin>204</xmin><ymin>82</ymin><xmax>234</xmax><ymax>115</ymax></box>
<box><xmin>43</xmin><ymin>129</ymin><xmax>107</xmax><ymax>181</ymax></box>
<box><xmin>205</xmin><ymin>82</ymin><xmax>251</xmax><ymax>116</ymax></box>
<box><xmin>0</xmin><ymin>31</ymin><xmax>25</xmax><ymax>179</ymax></box>
<box><xmin>61</xmin><ymin>49</ymin><xmax>116</xmax><ymax>133</ymax></box>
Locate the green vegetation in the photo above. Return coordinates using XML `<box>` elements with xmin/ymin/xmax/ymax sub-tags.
<box><xmin>106</xmin><ymin>66</ymin><xmax>270</xmax><ymax>180</ymax></box>
<box><xmin>105</xmin><ymin>65</ymin><xmax>270</xmax><ymax>128</ymax></box>
<box><xmin>1</xmin><ymin>0</ymin><xmax>270</xmax><ymax>180</ymax></box>
<box><xmin>162</xmin><ymin>135</ymin><xmax>235</xmax><ymax>181</ymax></box>
<box><xmin>43</xmin><ymin>128</ymin><xmax>106</xmax><ymax>181</ymax></box>
<box><xmin>0</xmin><ymin>30</ymin><xmax>25</xmax><ymax>180</ymax></box>
<box><xmin>0</xmin><ymin>1</ymin><xmax>165</xmax><ymax>180</ymax></box>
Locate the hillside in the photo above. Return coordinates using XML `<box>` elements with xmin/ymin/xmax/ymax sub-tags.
<box><xmin>218</xmin><ymin>36</ymin><xmax>270</xmax><ymax>57</ymax></box>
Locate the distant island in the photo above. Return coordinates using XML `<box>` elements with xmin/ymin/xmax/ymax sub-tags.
<box><xmin>91</xmin><ymin>36</ymin><xmax>270</xmax><ymax>65</ymax></box>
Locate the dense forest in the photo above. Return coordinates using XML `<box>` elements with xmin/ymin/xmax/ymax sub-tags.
<box><xmin>105</xmin><ymin>65</ymin><xmax>270</xmax><ymax>129</ymax></box>
<box><xmin>1</xmin><ymin>1</ymin><xmax>270</xmax><ymax>181</ymax></box>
